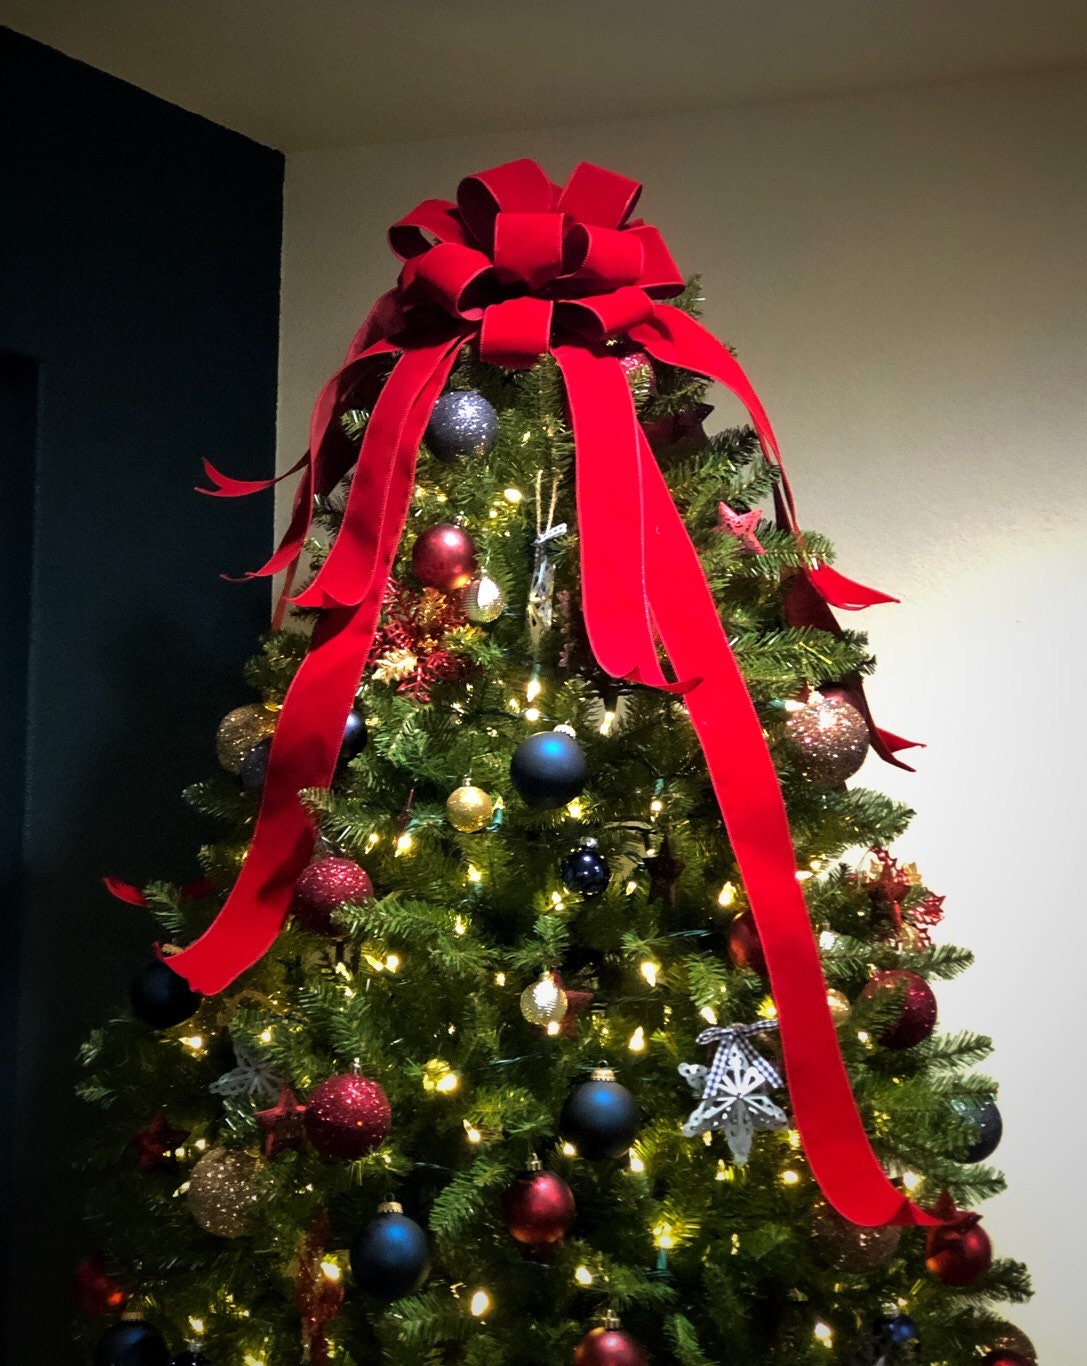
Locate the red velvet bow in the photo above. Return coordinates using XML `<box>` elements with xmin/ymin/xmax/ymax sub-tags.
<box><xmin>168</xmin><ymin>158</ymin><xmax>933</xmax><ymax>1229</ymax></box>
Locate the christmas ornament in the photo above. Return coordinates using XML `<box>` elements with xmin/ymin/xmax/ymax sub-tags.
<box><xmin>924</xmin><ymin>1191</ymin><xmax>992</xmax><ymax>1286</ymax></box>
<box><xmin>411</xmin><ymin>523</ymin><xmax>477</xmax><ymax>591</ymax></box>
<box><xmin>239</xmin><ymin>736</ymin><xmax>271</xmax><ymax>794</ymax></box>
<box><xmin>215</xmin><ymin>702</ymin><xmax>277</xmax><ymax>775</ymax></box>
<box><xmin>350</xmin><ymin>1201</ymin><xmax>430</xmax><ymax>1300</ymax></box>
<box><xmin>296</xmin><ymin>1211</ymin><xmax>345</xmax><ymax>1361</ymax></box>
<box><xmin>372</xmin><ymin>646</ymin><xmax>418</xmax><ymax>684</ymax></box>
<box><xmin>171</xmin><ymin>1354</ymin><xmax>211</xmax><ymax>1366</ymax></box>
<box><xmin>368</xmin><ymin>580</ymin><xmax>475</xmax><ymax>700</ymax></box>
<box><xmin>519</xmin><ymin>970</ymin><xmax>568</xmax><ymax>1028</ymax></box>
<box><xmin>93</xmin><ymin>1319</ymin><xmax>170</xmax><ymax>1366</ymax></box>
<box><xmin>727</xmin><ymin>911</ymin><xmax>767</xmax><ymax>976</ymax></box>
<box><xmin>812</xmin><ymin>1200</ymin><xmax>901</xmax><ymax>1271</ymax></box>
<box><xmin>873</xmin><ymin>1314</ymin><xmax>919</xmax><ymax>1346</ymax></box>
<box><xmin>560</xmin><ymin>1068</ymin><xmax>639</xmax><ymax>1160</ymax></box>
<box><xmin>131</xmin><ymin>1113</ymin><xmax>189</xmax><ymax>1172</ymax></box>
<box><xmin>715</xmin><ymin>501</ymin><xmax>765</xmax><ymax>554</ymax></box>
<box><xmin>340</xmin><ymin>707</ymin><xmax>369</xmax><ymax>761</ymax></box>
<box><xmin>187</xmin><ymin>1147</ymin><xmax>261</xmax><ymax>1238</ymax></box>
<box><xmin>304</xmin><ymin>1072</ymin><xmax>391</xmax><ymax>1160</ymax></box>
<box><xmin>553</xmin><ymin>972</ymin><xmax>595</xmax><ymax>1038</ymax></box>
<box><xmin>826</xmin><ymin>988</ymin><xmax>852</xmax><ymax>1026</ymax></box>
<box><xmin>209</xmin><ymin>1038</ymin><xmax>284</xmax><ymax>1104</ymax></box>
<box><xmin>858</xmin><ymin>969</ymin><xmax>937</xmax><ymax>1049</ymax></box>
<box><xmin>574</xmin><ymin>1314</ymin><xmax>648</xmax><ymax>1366</ymax></box>
<box><xmin>679</xmin><ymin>1021</ymin><xmax>787</xmax><ymax>1163</ymax></box>
<box><xmin>983</xmin><ymin>1327</ymin><xmax>1036</xmax><ymax>1364</ymax></box>
<box><xmin>462</xmin><ymin>571</ymin><xmax>506</xmax><ymax>623</ymax></box>
<box><xmin>616</xmin><ymin>349</ymin><xmax>655</xmax><ymax>404</ymax></box>
<box><xmin>980</xmin><ymin>1355</ymin><xmax>1030</xmax><ymax>1366</ymax></box>
<box><xmin>526</xmin><ymin>471</ymin><xmax>566</xmax><ymax>651</ymax></box>
<box><xmin>784</xmin><ymin>691</ymin><xmax>870</xmax><ymax>786</ymax></box>
<box><xmin>255</xmin><ymin>1085</ymin><xmax>308</xmax><ymax>1157</ymax></box>
<box><xmin>445</xmin><ymin>782</ymin><xmax>494</xmax><ymax>833</ymax></box>
<box><xmin>954</xmin><ymin>1097</ymin><xmax>1003</xmax><ymax>1162</ymax></box>
<box><xmin>503</xmin><ymin>1158</ymin><xmax>576</xmax><ymax>1245</ymax></box>
<box><xmin>129</xmin><ymin>959</ymin><xmax>201</xmax><ymax>1029</ymax></box>
<box><xmin>292</xmin><ymin>857</ymin><xmax>373</xmax><ymax>936</ymax></box>
<box><xmin>561</xmin><ymin>841</ymin><xmax>610</xmax><ymax>896</ymax></box>
<box><xmin>510</xmin><ymin>728</ymin><xmax>587</xmax><ymax>810</ymax></box>
<box><xmin>75</xmin><ymin>1255</ymin><xmax>127</xmax><ymax>1316</ymax></box>
<box><xmin>425</xmin><ymin>389</ymin><xmax>499</xmax><ymax>460</ymax></box>
<box><xmin>858</xmin><ymin>847</ymin><xmax>945</xmax><ymax>948</ymax></box>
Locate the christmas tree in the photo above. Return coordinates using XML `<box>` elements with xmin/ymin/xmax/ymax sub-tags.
<box><xmin>79</xmin><ymin>160</ymin><xmax>1033</xmax><ymax>1366</ymax></box>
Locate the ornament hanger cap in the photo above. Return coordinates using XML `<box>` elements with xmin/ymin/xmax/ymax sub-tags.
<box><xmin>553</xmin><ymin>723</ymin><xmax>577</xmax><ymax>737</ymax></box>
<box><xmin>527</xmin><ymin>1154</ymin><xmax>542</xmax><ymax>1171</ymax></box>
<box><xmin>377</xmin><ymin>1199</ymin><xmax>404</xmax><ymax>1215</ymax></box>
<box><xmin>590</xmin><ymin>1066</ymin><xmax>617</xmax><ymax>1082</ymax></box>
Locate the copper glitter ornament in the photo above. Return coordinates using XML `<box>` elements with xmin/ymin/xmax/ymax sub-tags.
<box><xmin>519</xmin><ymin>971</ymin><xmax>568</xmax><ymax>1027</ymax></box>
<box><xmin>187</xmin><ymin>1147</ymin><xmax>261</xmax><ymax>1238</ymax></box>
<box><xmin>784</xmin><ymin>691</ymin><xmax>870</xmax><ymax>786</ymax></box>
<box><xmin>215</xmin><ymin>703</ymin><xmax>277</xmax><ymax>774</ymax></box>
<box><xmin>304</xmin><ymin>1072</ymin><xmax>391</xmax><ymax>1160</ymax></box>
<box><xmin>826</xmin><ymin>988</ymin><xmax>852</xmax><ymax>1026</ymax></box>
<box><xmin>445</xmin><ymin>783</ymin><xmax>494</xmax><ymax>833</ymax></box>
<box><xmin>463</xmin><ymin>573</ymin><xmax>505</xmax><ymax>623</ymax></box>
<box><xmin>811</xmin><ymin>1200</ymin><xmax>901</xmax><ymax>1271</ymax></box>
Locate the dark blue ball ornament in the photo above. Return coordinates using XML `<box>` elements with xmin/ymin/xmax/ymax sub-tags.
<box><xmin>559</xmin><ymin>1068</ymin><xmax>639</xmax><ymax>1160</ymax></box>
<box><xmin>130</xmin><ymin>960</ymin><xmax>201</xmax><ymax>1029</ymax></box>
<box><xmin>425</xmin><ymin>390</ymin><xmax>499</xmax><ymax>461</ymax></box>
<box><xmin>350</xmin><ymin>1202</ymin><xmax>430</xmax><ymax>1301</ymax></box>
<box><xmin>340</xmin><ymin>707</ymin><xmax>368</xmax><ymax>762</ymax></box>
<box><xmin>560</xmin><ymin>843</ymin><xmax>610</xmax><ymax>896</ymax></box>
<box><xmin>954</xmin><ymin>1097</ymin><xmax>1003</xmax><ymax>1162</ymax></box>
<box><xmin>873</xmin><ymin>1314</ymin><xmax>920</xmax><ymax>1347</ymax></box>
<box><xmin>510</xmin><ymin>729</ymin><xmax>587</xmax><ymax>811</ymax></box>
<box><xmin>94</xmin><ymin>1320</ymin><xmax>170</xmax><ymax>1366</ymax></box>
<box><xmin>239</xmin><ymin>736</ymin><xmax>271</xmax><ymax>793</ymax></box>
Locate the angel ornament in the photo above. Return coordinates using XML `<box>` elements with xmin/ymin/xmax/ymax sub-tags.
<box><xmin>679</xmin><ymin>1020</ymin><xmax>788</xmax><ymax>1164</ymax></box>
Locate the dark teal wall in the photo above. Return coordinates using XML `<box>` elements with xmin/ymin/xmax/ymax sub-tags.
<box><xmin>0</xmin><ymin>28</ymin><xmax>283</xmax><ymax>1361</ymax></box>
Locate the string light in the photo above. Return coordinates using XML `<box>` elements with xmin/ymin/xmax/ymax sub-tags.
<box><xmin>624</xmin><ymin>878</ymin><xmax>638</xmax><ymax>895</ymax></box>
<box><xmin>546</xmin><ymin>1020</ymin><xmax>562</xmax><ymax>1036</ymax></box>
<box><xmin>395</xmin><ymin>831</ymin><xmax>414</xmax><ymax>855</ymax></box>
<box><xmin>780</xmin><ymin>1169</ymin><xmax>801</xmax><ymax>1186</ymax></box>
<box><xmin>464</xmin><ymin>1123</ymin><xmax>483</xmax><ymax>1144</ymax></box>
<box><xmin>365</xmin><ymin>831</ymin><xmax>381</xmax><ymax>852</ymax></box>
<box><xmin>384</xmin><ymin>953</ymin><xmax>400</xmax><ymax>973</ymax></box>
<box><xmin>786</xmin><ymin>1129</ymin><xmax>802</xmax><ymax>1150</ymax></box>
<box><xmin>813</xmin><ymin>1321</ymin><xmax>833</xmax><ymax>1347</ymax></box>
<box><xmin>180</xmin><ymin>1035</ymin><xmax>205</xmax><ymax>1054</ymax></box>
<box><xmin>818</xmin><ymin>929</ymin><xmax>838</xmax><ymax>950</ymax></box>
<box><xmin>188</xmin><ymin>1318</ymin><xmax>205</xmax><ymax>1336</ymax></box>
<box><xmin>757</xmin><ymin>998</ymin><xmax>778</xmax><ymax>1020</ymax></box>
<box><xmin>507</xmin><ymin>697</ymin><xmax>521</xmax><ymax>714</ymax></box>
<box><xmin>469</xmin><ymin>1289</ymin><xmax>491</xmax><ymax>1317</ymax></box>
<box><xmin>321</xmin><ymin>1261</ymin><xmax>342</xmax><ymax>1282</ymax></box>
<box><xmin>574</xmin><ymin>1265</ymin><xmax>593</xmax><ymax>1286</ymax></box>
<box><xmin>436</xmin><ymin>1071</ymin><xmax>459</xmax><ymax>1094</ymax></box>
<box><xmin>649</xmin><ymin>797</ymin><xmax>664</xmax><ymax>816</ymax></box>
<box><xmin>194</xmin><ymin>1138</ymin><xmax>208</xmax><ymax>1152</ymax></box>
<box><xmin>550</xmin><ymin>890</ymin><xmax>565</xmax><ymax>909</ymax></box>
<box><xmin>653</xmin><ymin>1222</ymin><xmax>676</xmax><ymax>1250</ymax></box>
<box><xmin>565</xmin><ymin>798</ymin><xmax>584</xmax><ymax>819</ymax></box>
<box><xmin>901</xmin><ymin>1171</ymin><xmax>924</xmax><ymax>1192</ymax></box>
<box><xmin>561</xmin><ymin>1141</ymin><xmax>577</xmax><ymax>1157</ymax></box>
<box><xmin>715</xmin><ymin>1159</ymin><xmax>730</xmax><ymax>1182</ymax></box>
<box><xmin>599</xmin><ymin>710</ymin><xmax>616</xmax><ymax>736</ymax></box>
<box><xmin>628</xmin><ymin>1026</ymin><xmax>646</xmax><ymax>1053</ymax></box>
<box><xmin>524</xmin><ymin>707</ymin><xmax>541</xmax><ymax>722</ymax></box>
<box><xmin>640</xmin><ymin>960</ymin><xmax>660</xmax><ymax>988</ymax></box>
<box><xmin>494</xmin><ymin>972</ymin><xmax>506</xmax><ymax>987</ymax></box>
<box><xmin>465</xmin><ymin>866</ymin><xmax>482</xmax><ymax>885</ymax></box>
<box><xmin>525</xmin><ymin>676</ymin><xmax>542</xmax><ymax>703</ymax></box>
<box><xmin>259</xmin><ymin>1028</ymin><xmax>273</xmax><ymax>1044</ymax></box>
<box><xmin>503</xmin><ymin>487</ymin><xmax>523</xmax><ymax>503</ymax></box>
<box><xmin>628</xmin><ymin>1150</ymin><xmax>646</xmax><ymax>1173</ymax></box>
<box><xmin>700</xmin><ymin>1005</ymin><xmax>718</xmax><ymax>1025</ymax></box>
<box><xmin>717</xmin><ymin>882</ymin><xmax>737</xmax><ymax>908</ymax></box>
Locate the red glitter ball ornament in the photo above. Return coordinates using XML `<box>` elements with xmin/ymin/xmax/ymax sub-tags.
<box><xmin>980</xmin><ymin>1355</ymin><xmax>1031</xmax><ymax>1366</ymax></box>
<box><xmin>858</xmin><ymin>969</ymin><xmax>937</xmax><ymax>1049</ymax></box>
<box><xmin>924</xmin><ymin>1193</ymin><xmax>993</xmax><ymax>1287</ymax></box>
<box><xmin>503</xmin><ymin>1166</ymin><xmax>576</xmax><ymax>1246</ymax></box>
<box><xmin>574</xmin><ymin>1322</ymin><xmax>648</xmax><ymax>1366</ymax></box>
<box><xmin>292</xmin><ymin>857</ymin><xmax>373</xmax><ymax>936</ymax></box>
<box><xmin>411</xmin><ymin>523</ymin><xmax>477</xmax><ymax>591</ymax></box>
<box><xmin>727</xmin><ymin>911</ymin><xmax>767</xmax><ymax>976</ymax></box>
<box><xmin>304</xmin><ymin>1072</ymin><xmax>391</xmax><ymax>1160</ymax></box>
<box><xmin>74</xmin><ymin>1255</ymin><xmax>127</xmax><ymax>1316</ymax></box>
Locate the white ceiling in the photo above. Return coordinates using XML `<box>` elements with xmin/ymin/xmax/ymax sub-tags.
<box><xmin>3</xmin><ymin>0</ymin><xmax>1086</xmax><ymax>152</ymax></box>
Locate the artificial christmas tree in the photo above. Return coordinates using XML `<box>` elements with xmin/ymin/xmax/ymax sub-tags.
<box><xmin>79</xmin><ymin>159</ymin><xmax>1032</xmax><ymax>1364</ymax></box>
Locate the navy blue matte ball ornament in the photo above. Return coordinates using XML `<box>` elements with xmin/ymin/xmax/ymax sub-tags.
<box><xmin>426</xmin><ymin>390</ymin><xmax>499</xmax><ymax>461</ymax></box>
<box><xmin>510</xmin><ymin>729</ymin><xmax>587</xmax><ymax>810</ymax></box>
<box><xmin>340</xmin><ymin>708</ymin><xmax>368</xmax><ymax>762</ymax></box>
<box><xmin>874</xmin><ymin>1314</ymin><xmax>920</xmax><ymax>1347</ymax></box>
<box><xmin>130</xmin><ymin>960</ymin><xmax>201</xmax><ymax>1029</ymax></box>
<box><xmin>956</xmin><ymin>1097</ymin><xmax>1003</xmax><ymax>1162</ymax></box>
<box><xmin>561</xmin><ymin>843</ymin><xmax>610</xmax><ymax>896</ymax></box>
<box><xmin>350</xmin><ymin>1202</ymin><xmax>430</xmax><ymax>1300</ymax></box>
<box><xmin>239</xmin><ymin>736</ymin><xmax>271</xmax><ymax>793</ymax></box>
<box><xmin>559</xmin><ymin>1068</ymin><xmax>639</xmax><ymax>1159</ymax></box>
<box><xmin>94</xmin><ymin>1320</ymin><xmax>170</xmax><ymax>1366</ymax></box>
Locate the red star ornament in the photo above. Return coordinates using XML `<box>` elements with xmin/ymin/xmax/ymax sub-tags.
<box><xmin>715</xmin><ymin>502</ymin><xmax>765</xmax><ymax>554</ymax></box>
<box><xmin>552</xmin><ymin>973</ymin><xmax>594</xmax><ymax>1038</ymax></box>
<box><xmin>131</xmin><ymin>1113</ymin><xmax>190</xmax><ymax>1172</ymax></box>
<box><xmin>256</xmin><ymin>1085</ymin><xmax>308</xmax><ymax>1157</ymax></box>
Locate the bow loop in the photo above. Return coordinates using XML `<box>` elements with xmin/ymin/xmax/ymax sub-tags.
<box><xmin>625</xmin><ymin>224</ymin><xmax>686</xmax><ymax>297</ymax></box>
<box><xmin>557</xmin><ymin>160</ymin><xmax>642</xmax><ymax>227</ymax></box>
<box><xmin>388</xmin><ymin>199</ymin><xmax>466</xmax><ymax>260</ymax></box>
<box><xmin>457</xmin><ymin>158</ymin><xmax>559</xmax><ymax>249</ymax></box>
<box><xmin>561</xmin><ymin>223</ymin><xmax>645</xmax><ymax>292</ymax></box>
<box><xmin>560</xmin><ymin>286</ymin><xmax>654</xmax><ymax>342</ymax></box>
<box><xmin>399</xmin><ymin>242</ymin><xmax>493</xmax><ymax>320</ymax></box>
<box><xmin>492</xmin><ymin>211</ymin><xmax>565</xmax><ymax>290</ymax></box>
<box><xmin>478</xmin><ymin>297</ymin><xmax>554</xmax><ymax>370</ymax></box>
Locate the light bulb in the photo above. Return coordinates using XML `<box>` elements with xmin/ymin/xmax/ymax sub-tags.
<box><xmin>526</xmin><ymin>677</ymin><xmax>542</xmax><ymax>702</ymax></box>
<box><xmin>640</xmin><ymin>960</ymin><xmax>660</xmax><ymax>988</ymax></box>
<box><xmin>470</xmin><ymin>1289</ymin><xmax>491</xmax><ymax>1317</ymax></box>
<box><xmin>780</xmin><ymin>1169</ymin><xmax>800</xmax><ymax>1186</ymax></box>
<box><xmin>599</xmin><ymin>710</ymin><xmax>616</xmax><ymax>736</ymax></box>
<box><xmin>700</xmin><ymin>1005</ymin><xmax>718</xmax><ymax>1025</ymax></box>
<box><xmin>464</xmin><ymin>1124</ymin><xmax>482</xmax><ymax>1144</ymax></box>
<box><xmin>503</xmin><ymin>487</ymin><xmax>523</xmax><ymax>503</ymax></box>
<box><xmin>574</xmin><ymin>1265</ymin><xmax>593</xmax><ymax>1286</ymax></box>
<box><xmin>628</xmin><ymin>1026</ymin><xmax>646</xmax><ymax>1053</ymax></box>
<box><xmin>628</xmin><ymin>1151</ymin><xmax>646</xmax><ymax>1173</ymax></box>
<box><xmin>813</xmin><ymin>1321</ymin><xmax>833</xmax><ymax>1346</ymax></box>
<box><xmin>561</xmin><ymin>1141</ymin><xmax>577</xmax><ymax>1157</ymax></box>
<box><xmin>395</xmin><ymin>832</ymin><xmax>414</xmax><ymax>854</ymax></box>
<box><xmin>321</xmin><ymin>1260</ymin><xmax>342</xmax><ymax>1282</ymax></box>
<box><xmin>494</xmin><ymin>972</ymin><xmax>506</xmax><ymax>986</ymax></box>
<box><xmin>717</xmin><ymin>882</ymin><xmax>737</xmax><ymax>908</ymax></box>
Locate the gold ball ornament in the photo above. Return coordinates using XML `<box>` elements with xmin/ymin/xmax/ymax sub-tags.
<box><xmin>811</xmin><ymin>1200</ymin><xmax>901</xmax><ymax>1271</ymax></box>
<box><xmin>445</xmin><ymin>783</ymin><xmax>494</xmax><ymax>833</ymax></box>
<box><xmin>215</xmin><ymin>703</ymin><xmax>277</xmax><ymax>774</ymax></box>
<box><xmin>463</xmin><ymin>573</ymin><xmax>506</xmax><ymax>624</ymax></box>
<box><xmin>187</xmin><ymin>1146</ymin><xmax>262</xmax><ymax>1238</ymax></box>
<box><xmin>826</xmin><ymin>988</ymin><xmax>852</xmax><ymax>1026</ymax></box>
<box><xmin>784</xmin><ymin>692</ymin><xmax>870</xmax><ymax>786</ymax></box>
<box><xmin>519</xmin><ymin>971</ymin><xmax>568</xmax><ymax>1027</ymax></box>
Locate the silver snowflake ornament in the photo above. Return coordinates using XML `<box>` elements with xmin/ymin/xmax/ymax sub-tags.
<box><xmin>209</xmin><ymin>1038</ymin><xmax>285</xmax><ymax>1104</ymax></box>
<box><xmin>680</xmin><ymin>1022</ymin><xmax>788</xmax><ymax>1164</ymax></box>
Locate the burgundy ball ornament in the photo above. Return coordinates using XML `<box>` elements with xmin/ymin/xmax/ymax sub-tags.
<box><xmin>304</xmin><ymin>1072</ymin><xmax>392</xmax><ymax>1160</ymax></box>
<box><xmin>503</xmin><ymin>1161</ymin><xmax>576</xmax><ymax>1246</ymax></box>
<box><xmin>75</xmin><ymin>1255</ymin><xmax>127</xmax><ymax>1316</ymax></box>
<box><xmin>292</xmin><ymin>857</ymin><xmax>373</xmax><ymax>936</ymax></box>
<box><xmin>980</xmin><ymin>1355</ymin><xmax>1031</xmax><ymax>1366</ymax></box>
<box><xmin>984</xmin><ymin>1327</ymin><xmax>1037</xmax><ymax>1365</ymax></box>
<box><xmin>858</xmin><ymin>969</ymin><xmax>937</xmax><ymax>1048</ymax></box>
<box><xmin>811</xmin><ymin>1201</ymin><xmax>901</xmax><ymax>1271</ymax></box>
<box><xmin>784</xmin><ymin>690</ymin><xmax>870</xmax><ymax>786</ymax></box>
<box><xmin>727</xmin><ymin>911</ymin><xmax>767</xmax><ymax>976</ymax></box>
<box><xmin>574</xmin><ymin>1316</ymin><xmax>648</xmax><ymax>1366</ymax></box>
<box><xmin>411</xmin><ymin>523</ymin><xmax>477</xmax><ymax>591</ymax></box>
<box><xmin>924</xmin><ymin>1207</ymin><xmax>992</xmax><ymax>1287</ymax></box>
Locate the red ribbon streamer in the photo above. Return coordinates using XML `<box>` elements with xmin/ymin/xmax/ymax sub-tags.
<box><xmin>167</xmin><ymin>158</ymin><xmax>936</xmax><ymax>1227</ymax></box>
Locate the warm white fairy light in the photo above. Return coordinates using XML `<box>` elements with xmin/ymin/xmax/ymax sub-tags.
<box><xmin>628</xmin><ymin>1026</ymin><xmax>646</xmax><ymax>1053</ymax></box>
<box><xmin>628</xmin><ymin>1150</ymin><xmax>646</xmax><ymax>1173</ymax></box>
<box><xmin>561</xmin><ymin>1141</ymin><xmax>577</xmax><ymax>1157</ymax></box>
<box><xmin>321</xmin><ymin>1260</ymin><xmax>342</xmax><ymax>1282</ymax></box>
<box><xmin>384</xmin><ymin>953</ymin><xmax>400</xmax><ymax>973</ymax></box>
<box><xmin>546</xmin><ymin>1020</ymin><xmax>562</xmax><ymax>1036</ymax></box>
<box><xmin>524</xmin><ymin>707</ymin><xmax>541</xmax><ymax>722</ymax></box>
<box><xmin>818</xmin><ymin>929</ymin><xmax>838</xmax><ymax>950</ymax></box>
<box><xmin>466</xmin><ymin>865</ymin><xmax>482</xmax><ymax>884</ymax></box>
<box><xmin>194</xmin><ymin>1138</ymin><xmax>207</xmax><ymax>1152</ymax></box>
<box><xmin>503</xmin><ymin>487</ymin><xmax>523</xmax><ymax>503</ymax></box>
<box><xmin>494</xmin><ymin>972</ymin><xmax>506</xmax><ymax>986</ymax></box>
<box><xmin>507</xmin><ymin>697</ymin><xmax>521</xmax><ymax>714</ymax></box>
<box><xmin>550</xmin><ymin>890</ymin><xmax>565</xmax><ymax>908</ymax></box>
<box><xmin>649</xmin><ymin>797</ymin><xmax>664</xmax><ymax>815</ymax></box>
<box><xmin>624</xmin><ymin>878</ymin><xmax>638</xmax><ymax>895</ymax></box>
<box><xmin>757</xmin><ymin>998</ymin><xmax>778</xmax><ymax>1020</ymax></box>
<box><xmin>700</xmin><ymin>1005</ymin><xmax>718</xmax><ymax>1025</ymax></box>
<box><xmin>599</xmin><ymin>710</ymin><xmax>616</xmax><ymax>736</ymax></box>
<box><xmin>574</xmin><ymin>1265</ymin><xmax>593</xmax><ymax>1286</ymax></box>
<box><xmin>653</xmin><ymin>1221</ymin><xmax>676</xmax><ymax>1250</ymax></box>
<box><xmin>525</xmin><ymin>676</ymin><xmax>542</xmax><ymax>702</ymax></box>
<box><xmin>717</xmin><ymin>882</ymin><xmax>737</xmax><ymax>908</ymax></box>
<box><xmin>470</xmin><ymin>1289</ymin><xmax>491</xmax><ymax>1317</ymax></box>
<box><xmin>780</xmin><ymin>1169</ymin><xmax>801</xmax><ymax>1186</ymax></box>
<box><xmin>259</xmin><ymin>1028</ymin><xmax>273</xmax><ymax>1044</ymax></box>
<box><xmin>188</xmin><ymin>1317</ymin><xmax>205</xmax><ymax>1336</ymax></box>
<box><xmin>640</xmin><ymin>960</ymin><xmax>660</xmax><ymax>988</ymax></box>
<box><xmin>464</xmin><ymin>1123</ymin><xmax>482</xmax><ymax>1144</ymax></box>
<box><xmin>901</xmin><ymin>1170</ymin><xmax>924</xmax><ymax>1192</ymax></box>
<box><xmin>181</xmin><ymin>1035</ymin><xmax>205</xmax><ymax>1054</ymax></box>
<box><xmin>813</xmin><ymin>1321</ymin><xmax>833</xmax><ymax>1346</ymax></box>
<box><xmin>436</xmin><ymin>1071</ymin><xmax>459</xmax><ymax>1094</ymax></box>
<box><xmin>395</xmin><ymin>831</ymin><xmax>414</xmax><ymax>855</ymax></box>
<box><xmin>786</xmin><ymin>1129</ymin><xmax>802</xmax><ymax>1150</ymax></box>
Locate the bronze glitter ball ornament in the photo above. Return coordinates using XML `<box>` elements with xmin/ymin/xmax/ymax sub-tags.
<box><xmin>784</xmin><ymin>691</ymin><xmax>870</xmax><ymax>786</ymax></box>
<box><xmin>215</xmin><ymin>703</ymin><xmax>278</xmax><ymax>774</ymax></box>
<box><xmin>187</xmin><ymin>1147</ymin><xmax>262</xmax><ymax>1238</ymax></box>
<box><xmin>826</xmin><ymin>988</ymin><xmax>852</xmax><ymax>1026</ymax></box>
<box><xmin>811</xmin><ymin>1200</ymin><xmax>902</xmax><ymax>1271</ymax></box>
<box><xmin>463</xmin><ymin>572</ymin><xmax>506</xmax><ymax>623</ymax></box>
<box><xmin>445</xmin><ymin>783</ymin><xmax>494</xmax><ymax>833</ymax></box>
<box><xmin>519</xmin><ymin>970</ymin><xmax>569</xmax><ymax>1027</ymax></box>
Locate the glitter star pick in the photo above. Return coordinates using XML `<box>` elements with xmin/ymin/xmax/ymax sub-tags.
<box><xmin>715</xmin><ymin>502</ymin><xmax>765</xmax><ymax>554</ymax></box>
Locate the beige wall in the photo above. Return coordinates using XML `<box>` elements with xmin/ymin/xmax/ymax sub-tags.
<box><xmin>279</xmin><ymin>70</ymin><xmax>1087</xmax><ymax>1355</ymax></box>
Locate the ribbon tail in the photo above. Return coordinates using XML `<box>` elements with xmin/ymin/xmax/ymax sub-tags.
<box><xmin>103</xmin><ymin>877</ymin><xmax>148</xmax><ymax>907</ymax></box>
<box><xmin>806</xmin><ymin>562</ymin><xmax>898</xmax><ymax>610</ymax></box>
<box><xmin>198</xmin><ymin>452</ymin><xmax>308</xmax><ymax>498</ymax></box>
<box><xmin>636</xmin><ymin>430</ymin><xmax>935</xmax><ymax>1227</ymax></box>
<box><xmin>555</xmin><ymin>344</ymin><xmax>695</xmax><ymax>693</ymax></box>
